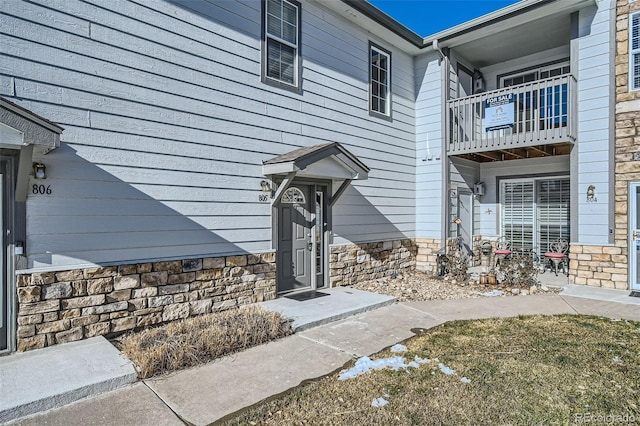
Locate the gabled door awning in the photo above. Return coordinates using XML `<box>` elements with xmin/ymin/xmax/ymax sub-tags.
<box><xmin>1</xmin><ymin>97</ymin><xmax>64</xmax><ymax>201</ymax></box>
<box><xmin>262</xmin><ymin>142</ymin><xmax>370</xmax><ymax>206</ymax></box>
<box><xmin>262</xmin><ymin>142</ymin><xmax>369</xmax><ymax>180</ymax></box>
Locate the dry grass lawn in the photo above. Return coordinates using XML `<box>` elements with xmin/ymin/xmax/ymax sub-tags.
<box><xmin>226</xmin><ymin>315</ymin><xmax>640</xmax><ymax>425</ymax></box>
<box><xmin>117</xmin><ymin>306</ymin><xmax>291</xmax><ymax>378</ymax></box>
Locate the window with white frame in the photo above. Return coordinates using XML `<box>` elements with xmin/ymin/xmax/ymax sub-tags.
<box><xmin>630</xmin><ymin>12</ymin><xmax>640</xmax><ymax>91</ymax></box>
<box><xmin>370</xmin><ymin>43</ymin><xmax>391</xmax><ymax>117</ymax></box>
<box><xmin>263</xmin><ymin>0</ymin><xmax>300</xmax><ymax>90</ymax></box>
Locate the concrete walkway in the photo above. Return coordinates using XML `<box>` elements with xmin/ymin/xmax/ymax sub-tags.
<box><xmin>6</xmin><ymin>286</ymin><xmax>640</xmax><ymax>425</ymax></box>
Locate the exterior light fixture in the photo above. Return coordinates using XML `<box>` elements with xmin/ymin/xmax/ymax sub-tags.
<box><xmin>586</xmin><ymin>185</ymin><xmax>597</xmax><ymax>202</ymax></box>
<box><xmin>32</xmin><ymin>162</ymin><xmax>46</xmax><ymax>179</ymax></box>
<box><xmin>260</xmin><ymin>180</ymin><xmax>272</xmax><ymax>192</ymax></box>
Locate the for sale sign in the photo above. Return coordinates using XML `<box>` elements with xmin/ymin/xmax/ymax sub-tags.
<box><xmin>485</xmin><ymin>94</ymin><xmax>514</xmax><ymax>132</ymax></box>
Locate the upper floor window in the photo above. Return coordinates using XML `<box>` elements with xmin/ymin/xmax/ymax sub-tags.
<box><xmin>630</xmin><ymin>12</ymin><xmax>640</xmax><ymax>91</ymax></box>
<box><xmin>369</xmin><ymin>43</ymin><xmax>391</xmax><ymax>119</ymax></box>
<box><xmin>262</xmin><ymin>0</ymin><xmax>301</xmax><ymax>91</ymax></box>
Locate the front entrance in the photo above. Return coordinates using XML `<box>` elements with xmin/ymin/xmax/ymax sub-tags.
<box><xmin>456</xmin><ymin>190</ymin><xmax>473</xmax><ymax>256</ymax></box>
<box><xmin>0</xmin><ymin>159</ymin><xmax>12</xmax><ymax>352</ymax></box>
<box><xmin>276</xmin><ymin>184</ymin><xmax>327</xmax><ymax>294</ymax></box>
<box><xmin>630</xmin><ymin>183</ymin><xmax>640</xmax><ymax>290</ymax></box>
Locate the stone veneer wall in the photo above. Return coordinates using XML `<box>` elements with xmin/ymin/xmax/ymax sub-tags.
<box><xmin>415</xmin><ymin>238</ymin><xmax>441</xmax><ymax>274</ymax></box>
<box><xmin>329</xmin><ymin>239</ymin><xmax>417</xmax><ymax>286</ymax></box>
<box><xmin>570</xmin><ymin>0</ymin><xmax>640</xmax><ymax>289</ymax></box>
<box><xmin>16</xmin><ymin>252</ymin><xmax>276</xmax><ymax>351</ymax></box>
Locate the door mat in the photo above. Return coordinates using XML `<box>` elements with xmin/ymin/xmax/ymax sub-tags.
<box><xmin>285</xmin><ymin>291</ymin><xmax>330</xmax><ymax>301</ymax></box>
<box><xmin>630</xmin><ymin>291</ymin><xmax>640</xmax><ymax>298</ymax></box>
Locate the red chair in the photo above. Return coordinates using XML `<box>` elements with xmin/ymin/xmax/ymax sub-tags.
<box><xmin>494</xmin><ymin>237</ymin><xmax>512</xmax><ymax>267</ymax></box>
<box><xmin>544</xmin><ymin>239</ymin><xmax>569</xmax><ymax>276</ymax></box>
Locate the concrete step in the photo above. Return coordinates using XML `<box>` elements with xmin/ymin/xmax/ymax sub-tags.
<box><xmin>0</xmin><ymin>336</ymin><xmax>137</xmax><ymax>423</ymax></box>
<box><xmin>259</xmin><ymin>287</ymin><xmax>396</xmax><ymax>331</ymax></box>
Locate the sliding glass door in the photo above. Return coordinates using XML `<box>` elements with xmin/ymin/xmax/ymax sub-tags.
<box><xmin>500</xmin><ymin>177</ymin><xmax>570</xmax><ymax>254</ymax></box>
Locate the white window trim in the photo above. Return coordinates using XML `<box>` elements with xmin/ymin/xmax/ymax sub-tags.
<box><xmin>262</xmin><ymin>0</ymin><xmax>301</xmax><ymax>91</ymax></box>
<box><xmin>630</xmin><ymin>12</ymin><xmax>640</xmax><ymax>91</ymax></box>
<box><xmin>369</xmin><ymin>43</ymin><xmax>392</xmax><ymax>120</ymax></box>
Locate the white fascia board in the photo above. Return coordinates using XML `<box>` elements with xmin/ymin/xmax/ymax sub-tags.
<box><xmin>425</xmin><ymin>0</ymin><xmax>595</xmax><ymax>49</ymax></box>
<box><xmin>262</xmin><ymin>162</ymin><xmax>300</xmax><ymax>176</ymax></box>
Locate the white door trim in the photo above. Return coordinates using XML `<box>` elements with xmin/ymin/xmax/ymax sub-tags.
<box><xmin>629</xmin><ymin>182</ymin><xmax>640</xmax><ymax>290</ymax></box>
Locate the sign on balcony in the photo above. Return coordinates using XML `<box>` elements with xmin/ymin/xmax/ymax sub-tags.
<box><xmin>485</xmin><ymin>94</ymin><xmax>514</xmax><ymax>132</ymax></box>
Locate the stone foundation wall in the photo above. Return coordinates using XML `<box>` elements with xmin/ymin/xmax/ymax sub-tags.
<box><xmin>16</xmin><ymin>252</ymin><xmax>276</xmax><ymax>351</ymax></box>
<box><xmin>329</xmin><ymin>239</ymin><xmax>416</xmax><ymax>286</ymax></box>
<box><xmin>569</xmin><ymin>245</ymin><xmax>626</xmax><ymax>289</ymax></box>
<box><xmin>415</xmin><ymin>238</ymin><xmax>441</xmax><ymax>274</ymax></box>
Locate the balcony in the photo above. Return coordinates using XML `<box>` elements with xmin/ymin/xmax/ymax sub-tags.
<box><xmin>447</xmin><ymin>74</ymin><xmax>577</xmax><ymax>161</ymax></box>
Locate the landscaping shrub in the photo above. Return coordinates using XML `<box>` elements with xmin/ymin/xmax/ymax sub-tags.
<box><xmin>118</xmin><ymin>306</ymin><xmax>291</xmax><ymax>378</ymax></box>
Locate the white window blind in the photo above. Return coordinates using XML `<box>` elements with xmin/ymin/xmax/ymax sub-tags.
<box><xmin>264</xmin><ymin>0</ymin><xmax>299</xmax><ymax>87</ymax></box>
<box><xmin>536</xmin><ymin>179</ymin><xmax>570</xmax><ymax>252</ymax></box>
<box><xmin>501</xmin><ymin>181</ymin><xmax>534</xmax><ymax>251</ymax></box>
<box><xmin>630</xmin><ymin>12</ymin><xmax>640</xmax><ymax>91</ymax></box>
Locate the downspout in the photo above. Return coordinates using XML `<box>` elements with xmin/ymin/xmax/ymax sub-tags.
<box><xmin>434</xmin><ymin>39</ymin><xmax>450</xmax><ymax>253</ymax></box>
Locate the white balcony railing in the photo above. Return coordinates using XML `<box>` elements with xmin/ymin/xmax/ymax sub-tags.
<box><xmin>447</xmin><ymin>74</ymin><xmax>577</xmax><ymax>156</ymax></box>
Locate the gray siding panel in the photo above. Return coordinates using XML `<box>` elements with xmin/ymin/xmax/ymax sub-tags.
<box><xmin>2</xmin><ymin>0</ymin><xmax>415</xmax><ymax>269</ymax></box>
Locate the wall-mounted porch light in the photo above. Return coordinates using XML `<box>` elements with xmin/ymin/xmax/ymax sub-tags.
<box><xmin>474</xmin><ymin>181</ymin><xmax>485</xmax><ymax>196</ymax></box>
<box><xmin>586</xmin><ymin>185</ymin><xmax>597</xmax><ymax>203</ymax></box>
<box><xmin>260</xmin><ymin>179</ymin><xmax>272</xmax><ymax>192</ymax></box>
<box><xmin>32</xmin><ymin>162</ymin><xmax>46</xmax><ymax>179</ymax></box>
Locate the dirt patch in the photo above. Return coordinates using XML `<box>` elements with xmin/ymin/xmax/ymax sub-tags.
<box><xmin>225</xmin><ymin>315</ymin><xmax>640</xmax><ymax>425</ymax></box>
<box><xmin>116</xmin><ymin>306</ymin><xmax>291</xmax><ymax>378</ymax></box>
<box><xmin>351</xmin><ymin>270</ymin><xmax>560</xmax><ymax>302</ymax></box>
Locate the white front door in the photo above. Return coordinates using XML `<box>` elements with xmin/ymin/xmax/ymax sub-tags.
<box><xmin>630</xmin><ymin>183</ymin><xmax>640</xmax><ymax>290</ymax></box>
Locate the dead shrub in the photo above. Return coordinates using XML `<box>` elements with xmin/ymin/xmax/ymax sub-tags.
<box><xmin>117</xmin><ymin>306</ymin><xmax>291</xmax><ymax>378</ymax></box>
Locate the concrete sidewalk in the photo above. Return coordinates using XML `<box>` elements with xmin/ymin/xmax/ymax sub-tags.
<box><xmin>8</xmin><ymin>288</ymin><xmax>640</xmax><ymax>425</ymax></box>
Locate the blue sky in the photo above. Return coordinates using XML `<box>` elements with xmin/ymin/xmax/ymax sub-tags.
<box><xmin>368</xmin><ymin>0</ymin><xmax>521</xmax><ymax>36</ymax></box>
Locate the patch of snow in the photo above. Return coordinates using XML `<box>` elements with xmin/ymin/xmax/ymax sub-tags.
<box><xmin>339</xmin><ymin>356</ymin><xmax>412</xmax><ymax>380</ymax></box>
<box><xmin>612</xmin><ymin>356</ymin><xmax>622</xmax><ymax>363</ymax></box>
<box><xmin>461</xmin><ymin>377</ymin><xmax>471</xmax><ymax>383</ymax></box>
<box><xmin>438</xmin><ymin>363</ymin><xmax>456</xmax><ymax>375</ymax></box>
<box><xmin>339</xmin><ymin>353</ymin><xmax>434</xmax><ymax>380</ymax></box>
<box><xmin>414</xmin><ymin>355</ymin><xmax>431</xmax><ymax>364</ymax></box>
<box><xmin>610</xmin><ymin>318</ymin><xmax>622</xmax><ymax>322</ymax></box>
<box><xmin>390</xmin><ymin>344</ymin><xmax>408</xmax><ymax>353</ymax></box>
<box><xmin>372</xmin><ymin>397</ymin><xmax>388</xmax><ymax>407</ymax></box>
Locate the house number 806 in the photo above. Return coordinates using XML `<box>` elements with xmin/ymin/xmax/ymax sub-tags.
<box><xmin>32</xmin><ymin>184</ymin><xmax>52</xmax><ymax>195</ymax></box>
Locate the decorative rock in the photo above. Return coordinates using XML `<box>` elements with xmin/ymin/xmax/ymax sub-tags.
<box><xmin>226</xmin><ymin>255</ymin><xmax>247</xmax><ymax>267</ymax></box>
<box><xmin>118</xmin><ymin>264</ymin><xmax>138</xmax><ymax>275</ymax></box>
<box><xmin>85</xmin><ymin>322</ymin><xmax>110</xmax><ymax>338</ymax></box>
<box><xmin>148</xmin><ymin>295</ymin><xmax>173</xmax><ymax>308</ymax></box>
<box><xmin>20</xmin><ymin>300</ymin><xmax>60</xmax><ymax>315</ymax></box>
<box><xmin>182</xmin><ymin>258</ymin><xmax>202</xmax><ymax>272</ymax></box>
<box><xmin>189</xmin><ymin>299</ymin><xmax>213</xmax><ymax>315</ymax></box>
<box><xmin>167</xmin><ymin>272</ymin><xmax>195</xmax><ymax>285</ymax></box>
<box><xmin>106</xmin><ymin>289</ymin><xmax>132</xmax><ymax>302</ymax></box>
<box><xmin>114</xmin><ymin>275</ymin><xmax>140</xmax><ymax>290</ymax></box>
<box><xmin>162</xmin><ymin>303</ymin><xmax>190</xmax><ymax>322</ymax></box>
<box><xmin>141</xmin><ymin>271</ymin><xmax>168</xmax><ymax>287</ymax></box>
<box><xmin>111</xmin><ymin>317</ymin><xmax>136</xmax><ymax>332</ymax></box>
<box><xmin>83</xmin><ymin>266</ymin><xmax>117</xmax><ymax>279</ymax></box>
<box><xmin>55</xmin><ymin>327</ymin><xmax>84</xmax><ymax>344</ymax></box>
<box><xmin>153</xmin><ymin>261</ymin><xmax>182</xmax><ymax>273</ymax></box>
<box><xmin>511</xmin><ymin>288</ymin><xmax>521</xmax><ymax>295</ymax></box>
<box><xmin>203</xmin><ymin>257</ymin><xmax>225</xmax><ymax>269</ymax></box>
<box><xmin>18</xmin><ymin>286</ymin><xmax>41</xmax><ymax>303</ymax></box>
<box><xmin>18</xmin><ymin>335</ymin><xmax>46</xmax><ymax>351</ymax></box>
<box><xmin>159</xmin><ymin>283</ymin><xmax>190</xmax><ymax>295</ymax></box>
<box><xmin>42</xmin><ymin>282</ymin><xmax>73</xmax><ymax>300</ymax></box>
<box><xmin>61</xmin><ymin>295</ymin><xmax>105</xmax><ymax>309</ymax></box>
<box><xmin>541</xmin><ymin>286</ymin><xmax>549</xmax><ymax>292</ymax></box>
<box><xmin>87</xmin><ymin>278</ymin><xmax>113</xmax><ymax>294</ymax></box>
